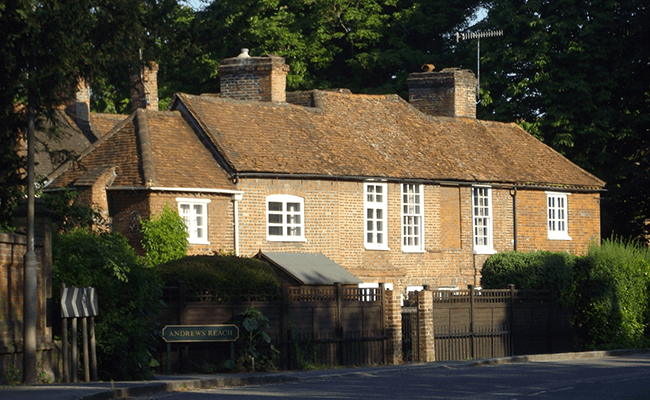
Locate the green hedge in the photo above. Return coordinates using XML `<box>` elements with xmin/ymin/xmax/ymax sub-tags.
<box><xmin>155</xmin><ymin>254</ymin><xmax>280</xmax><ymax>295</ymax></box>
<box><xmin>481</xmin><ymin>239</ymin><xmax>650</xmax><ymax>350</ymax></box>
<box><xmin>481</xmin><ymin>250</ymin><xmax>576</xmax><ymax>306</ymax></box>
<box><xmin>572</xmin><ymin>240</ymin><xmax>650</xmax><ymax>349</ymax></box>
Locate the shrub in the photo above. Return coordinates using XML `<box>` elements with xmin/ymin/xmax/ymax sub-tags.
<box><xmin>155</xmin><ymin>254</ymin><xmax>280</xmax><ymax>299</ymax></box>
<box><xmin>225</xmin><ymin>306</ymin><xmax>279</xmax><ymax>372</ymax></box>
<box><xmin>481</xmin><ymin>251</ymin><xmax>576</xmax><ymax>306</ymax></box>
<box><xmin>572</xmin><ymin>238</ymin><xmax>650</xmax><ymax>350</ymax></box>
<box><xmin>53</xmin><ymin>229</ymin><xmax>163</xmax><ymax>381</ymax></box>
<box><xmin>41</xmin><ymin>188</ymin><xmax>108</xmax><ymax>233</ymax></box>
<box><xmin>140</xmin><ymin>204</ymin><xmax>188</xmax><ymax>268</ymax></box>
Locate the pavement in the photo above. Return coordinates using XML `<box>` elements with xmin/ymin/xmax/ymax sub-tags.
<box><xmin>1</xmin><ymin>349</ymin><xmax>649</xmax><ymax>400</ymax></box>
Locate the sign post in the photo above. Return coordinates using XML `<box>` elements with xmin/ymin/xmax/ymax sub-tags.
<box><xmin>61</xmin><ymin>284</ymin><xmax>99</xmax><ymax>382</ymax></box>
<box><xmin>161</xmin><ymin>325</ymin><xmax>239</xmax><ymax>374</ymax></box>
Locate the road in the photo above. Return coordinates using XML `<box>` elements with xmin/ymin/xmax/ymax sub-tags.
<box><xmin>136</xmin><ymin>353</ymin><xmax>650</xmax><ymax>399</ymax></box>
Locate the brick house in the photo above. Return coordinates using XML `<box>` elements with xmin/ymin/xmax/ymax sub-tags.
<box><xmin>46</xmin><ymin>50</ymin><xmax>605</xmax><ymax>293</ymax></box>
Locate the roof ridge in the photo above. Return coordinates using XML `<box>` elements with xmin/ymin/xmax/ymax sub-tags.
<box><xmin>45</xmin><ymin>112</ymin><xmax>137</xmax><ymax>185</ymax></box>
<box><xmin>172</xmin><ymin>93</ymin><xmax>238</xmax><ymax>176</ymax></box>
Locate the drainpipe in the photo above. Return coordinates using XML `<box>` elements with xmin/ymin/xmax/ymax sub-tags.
<box><xmin>232</xmin><ymin>194</ymin><xmax>243</xmax><ymax>256</ymax></box>
<box><xmin>510</xmin><ymin>187</ymin><xmax>518</xmax><ymax>251</ymax></box>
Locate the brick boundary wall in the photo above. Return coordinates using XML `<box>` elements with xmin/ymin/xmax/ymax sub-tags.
<box><xmin>0</xmin><ymin>231</ymin><xmax>55</xmax><ymax>384</ymax></box>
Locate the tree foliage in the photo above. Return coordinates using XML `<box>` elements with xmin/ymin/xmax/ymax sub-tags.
<box><xmin>156</xmin><ymin>0</ymin><xmax>483</xmax><ymax>100</ymax></box>
<box><xmin>53</xmin><ymin>229</ymin><xmax>163</xmax><ymax>380</ymax></box>
<box><xmin>41</xmin><ymin>189</ymin><xmax>108</xmax><ymax>233</ymax></box>
<box><xmin>476</xmin><ymin>0</ymin><xmax>650</xmax><ymax>241</ymax></box>
<box><xmin>140</xmin><ymin>204</ymin><xmax>188</xmax><ymax>268</ymax></box>
<box><xmin>155</xmin><ymin>254</ymin><xmax>280</xmax><ymax>301</ymax></box>
<box><xmin>572</xmin><ymin>239</ymin><xmax>650</xmax><ymax>350</ymax></box>
<box><xmin>0</xmin><ymin>0</ymin><xmax>178</xmax><ymax>228</ymax></box>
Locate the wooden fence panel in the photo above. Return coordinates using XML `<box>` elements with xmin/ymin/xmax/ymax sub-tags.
<box><xmin>156</xmin><ymin>283</ymin><xmax>386</xmax><ymax>371</ymax></box>
<box><xmin>431</xmin><ymin>286</ymin><xmax>571</xmax><ymax>361</ymax></box>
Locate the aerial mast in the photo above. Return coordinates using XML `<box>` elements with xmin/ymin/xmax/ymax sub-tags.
<box><xmin>456</xmin><ymin>30</ymin><xmax>503</xmax><ymax>100</ymax></box>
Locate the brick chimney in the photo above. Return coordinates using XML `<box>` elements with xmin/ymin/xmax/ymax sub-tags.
<box><xmin>217</xmin><ymin>49</ymin><xmax>290</xmax><ymax>103</ymax></box>
<box><xmin>406</xmin><ymin>67</ymin><xmax>477</xmax><ymax>118</ymax></box>
<box><xmin>69</xmin><ymin>78</ymin><xmax>94</xmax><ymax>138</ymax></box>
<box><xmin>130</xmin><ymin>61</ymin><xmax>159</xmax><ymax>112</ymax></box>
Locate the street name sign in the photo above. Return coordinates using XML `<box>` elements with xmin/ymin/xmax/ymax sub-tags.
<box><xmin>61</xmin><ymin>287</ymin><xmax>98</xmax><ymax>318</ymax></box>
<box><xmin>161</xmin><ymin>325</ymin><xmax>239</xmax><ymax>343</ymax></box>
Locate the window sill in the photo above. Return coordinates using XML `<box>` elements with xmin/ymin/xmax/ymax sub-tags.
<box><xmin>548</xmin><ymin>234</ymin><xmax>572</xmax><ymax>241</ymax></box>
<box><xmin>473</xmin><ymin>248</ymin><xmax>497</xmax><ymax>255</ymax></box>
<box><xmin>364</xmin><ymin>246</ymin><xmax>390</xmax><ymax>251</ymax></box>
<box><xmin>402</xmin><ymin>249</ymin><xmax>426</xmax><ymax>254</ymax></box>
<box><xmin>188</xmin><ymin>240</ymin><xmax>210</xmax><ymax>245</ymax></box>
<box><xmin>267</xmin><ymin>237</ymin><xmax>307</xmax><ymax>242</ymax></box>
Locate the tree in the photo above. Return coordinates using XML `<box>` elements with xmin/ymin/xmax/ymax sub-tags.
<box><xmin>476</xmin><ymin>0</ymin><xmax>650</xmax><ymax>241</ymax></box>
<box><xmin>157</xmin><ymin>0</ymin><xmax>483</xmax><ymax>99</ymax></box>
<box><xmin>53</xmin><ymin>229</ymin><xmax>163</xmax><ymax>380</ymax></box>
<box><xmin>0</xmin><ymin>0</ymin><xmax>179</xmax><ymax>229</ymax></box>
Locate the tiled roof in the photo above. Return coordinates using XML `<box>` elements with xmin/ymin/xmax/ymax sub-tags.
<box><xmin>90</xmin><ymin>113</ymin><xmax>128</xmax><ymax>137</ymax></box>
<box><xmin>175</xmin><ymin>92</ymin><xmax>605</xmax><ymax>189</ymax></box>
<box><xmin>35</xmin><ymin>109</ymin><xmax>94</xmax><ymax>179</ymax></box>
<box><xmin>35</xmin><ymin>109</ymin><xmax>127</xmax><ymax>179</ymax></box>
<box><xmin>47</xmin><ymin>110</ymin><xmax>236</xmax><ymax>191</ymax></box>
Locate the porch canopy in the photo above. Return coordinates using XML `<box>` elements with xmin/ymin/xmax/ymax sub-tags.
<box><xmin>256</xmin><ymin>251</ymin><xmax>362</xmax><ymax>286</ymax></box>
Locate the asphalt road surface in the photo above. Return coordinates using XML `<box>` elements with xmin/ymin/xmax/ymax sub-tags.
<box><xmin>137</xmin><ymin>353</ymin><xmax>650</xmax><ymax>399</ymax></box>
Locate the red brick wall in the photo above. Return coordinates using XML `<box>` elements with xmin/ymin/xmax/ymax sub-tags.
<box><xmin>516</xmin><ymin>190</ymin><xmax>600</xmax><ymax>254</ymax></box>
<box><xmin>148</xmin><ymin>192</ymin><xmax>235</xmax><ymax>255</ymax></box>
<box><xmin>108</xmin><ymin>190</ymin><xmax>152</xmax><ymax>254</ymax></box>
<box><xmin>102</xmin><ymin>181</ymin><xmax>600</xmax><ymax>287</ymax></box>
<box><xmin>0</xmin><ymin>232</ymin><xmax>53</xmax><ymax>384</ymax></box>
<box><xmin>235</xmin><ymin>179</ymin><xmax>601</xmax><ymax>292</ymax></box>
<box><xmin>108</xmin><ymin>190</ymin><xmax>236</xmax><ymax>256</ymax></box>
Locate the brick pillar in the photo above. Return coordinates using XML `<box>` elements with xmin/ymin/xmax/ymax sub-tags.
<box><xmin>384</xmin><ymin>287</ymin><xmax>402</xmax><ymax>365</ymax></box>
<box><xmin>417</xmin><ymin>287</ymin><xmax>435</xmax><ymax>362</ymax></box>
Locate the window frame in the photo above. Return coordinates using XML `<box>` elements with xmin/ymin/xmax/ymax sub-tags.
<box><xmin>364</xmin><ymin>182</ymin><xmax>389</xmax><ymax>250</ymax></box>
<box><xmin>547</xmin><ymin>192</ymin><xmax>571</xmax><ymax>240</ymax></box>
<box><xmin>401</xmin><ymin>183</ymin><xmax>425</xmax><ymax>252</ymax></box>
<box><xmin>176</xmin><ymin>198</ymin><xmax>211</xmax><ymax>245</ymax></box>
<box><xmin>266</xmin><ymin>194</ymin><xmax>306</xmax><ymax>242</ymax></box>
<box><xmin>471</xmin><ymin>186</ymin><xmax>495</xmax><ymax>254</ymax></box>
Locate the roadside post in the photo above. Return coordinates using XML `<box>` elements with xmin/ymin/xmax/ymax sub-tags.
<box><xmin>61</xmin><ymin>283</ymin><xmax>99</xmax><ymax>382</ymax></box>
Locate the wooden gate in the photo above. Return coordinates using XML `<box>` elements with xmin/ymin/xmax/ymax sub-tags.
<box><xmin>432</xmin><ymin>285</ymin><xmax>568</xmax><ymax>361</ymax></box>
<box><xmin>401</xmin><ymin>293</ymin><xmax>419</xmax><ymax>362</ymax></box>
